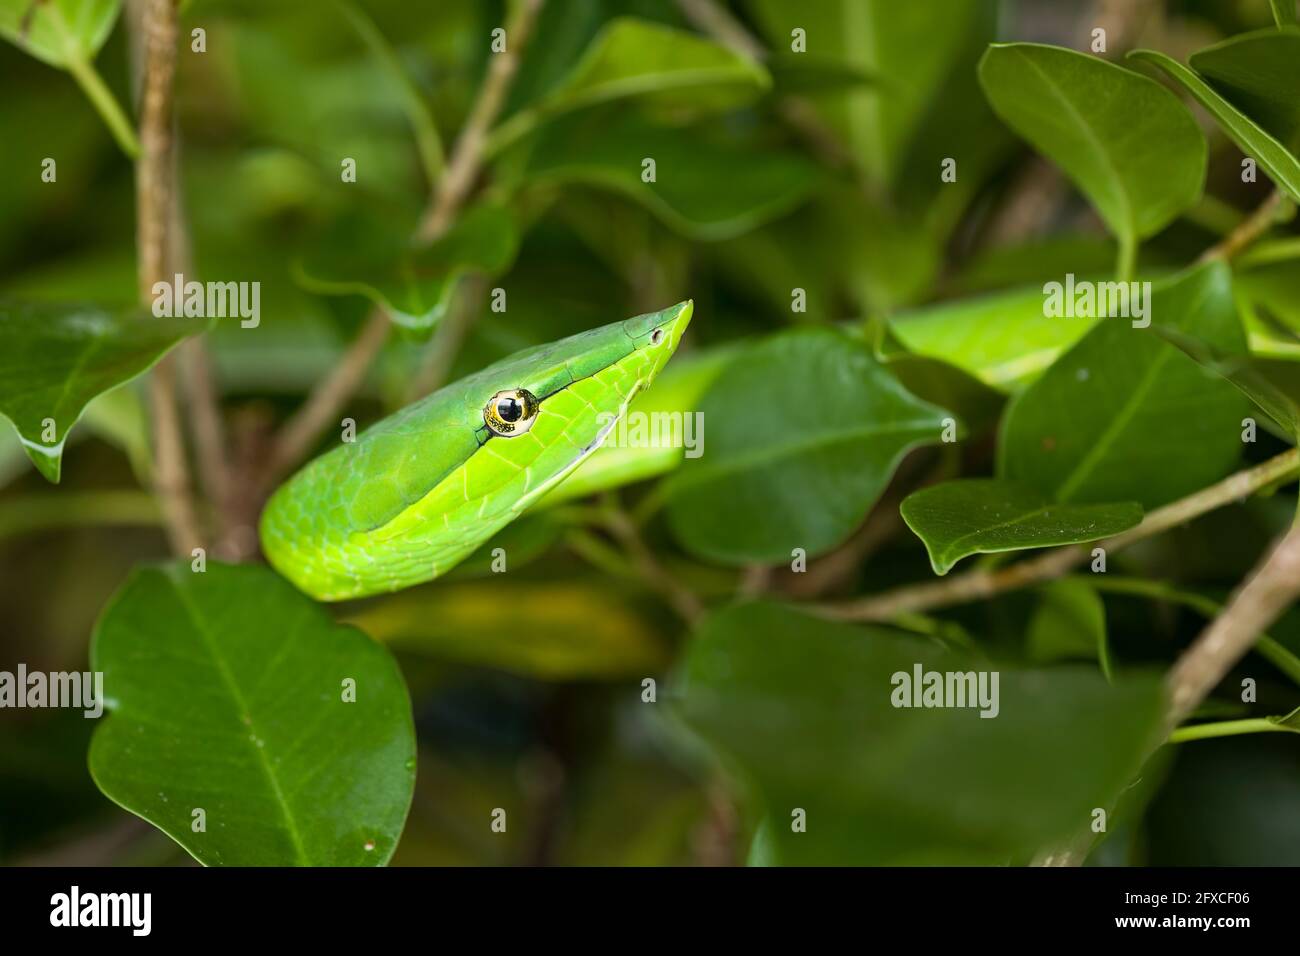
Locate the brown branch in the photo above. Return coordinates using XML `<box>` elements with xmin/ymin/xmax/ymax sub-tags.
<box><xmin>263</xmin><ymin>0</ymin><xmax>546</xmax><ymax>490</ymax></box>
<box><xmin>260</xmin><ymin>308</ymin><xmax>392</xmax><ymax>490</ymax></box>
<box><xmin>602</xmin><ymin>505</ymin><xmax>705</xmax><ymax>627</ymax></box>
<box><xmin>1039</xmin><ymin>519</ymin><xmax>1300</xmax><ymax>867</ymax></box>
<box><xmin>136</xmin><ymin>0</ymin><xmax>202</xmax><ymax>557</ymax></box>
<box><xmin>675</xmin><ymin>0</ymin><xmax>764</xmax><ymax>60</ymax></box>
<box><xmin>1197</xmin><ymin>189</ymin><xmax>1294</xmax><ymax>264</ymax></box>
<box><xmin>815</xmin><ymin>448</ymin><xmax>1300</xmax><ymax>622</ymax></box>
<box><xmin>780</xmin><ymin>450</ymin><xmax>944</xmax><ymax>599</ymax></box>
<box><xmin>1164</xmin><ymin>524</ymin><xmax>1300</xmax><ymax>735</ymax></box>
<box><xmin>416</xmin><ymin>0</ymin><xmax>545</xmax><ymax>243</ymax></box>
<box><xmin>180</xmin><ymin>338</ymin><xmax>233</xmax><ymax>531</ymax></box>
<box><xmin>408</xmin><ymin>275</ymin><xmax>487</xmax><ymax>401</ymax></box>
<box><xmin>166</xmin><ymin>140</ymin><xmax>235</xmax><ymax>544</ymax></box>
<box><xmin>674</xmin><ymin>0</ymin><xmax>853</xmax><ymax>171</ymax></box>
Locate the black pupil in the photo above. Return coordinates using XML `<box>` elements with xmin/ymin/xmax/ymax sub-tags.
<box><xmin>496</xmin><ymin>396</ymin><xmax>524</xmax><ymax>423</ymax></box>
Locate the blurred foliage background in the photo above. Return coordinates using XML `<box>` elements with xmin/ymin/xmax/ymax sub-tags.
<box><xmin>2</xmin><ymin>0</ymin><xmax>1300</xmax><ymax>866</ymax></box>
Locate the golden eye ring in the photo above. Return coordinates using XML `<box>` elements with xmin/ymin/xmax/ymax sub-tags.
<box><xmin>484</xmin><ymin>388</ymin><xmax>539</xmax><ymax>437</ymax></box>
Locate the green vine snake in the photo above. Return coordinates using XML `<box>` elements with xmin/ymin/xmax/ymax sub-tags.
<box><xmin>260</xmin><ymin>300</ymin><xmax>694</xmax><ymax>601</ymax></box>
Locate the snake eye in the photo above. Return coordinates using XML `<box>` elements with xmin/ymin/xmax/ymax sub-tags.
<box><xmin>484</xmin><ymin>388</ymin><xmax>539</xmax><ymax>437</ymax></box>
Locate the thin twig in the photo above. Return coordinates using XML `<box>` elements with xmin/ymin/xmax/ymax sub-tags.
<box><xmin>408</xmin><ymin>276</ymin><xmax>487</xmax><ymax>401</ymax></box>
<box><xmin>261</xmin><ymin>308</ymin><xmax>392</xmax><ymax>490</ymax></box>
<box><xmin>781</xmin><ymin>450</ymin><xmax>944</xmax><ymax>599</ymax></box>
<box><xmin>674</xmin><ymin>0</ymin><xmax>854</xmax><ymax>170</ymax></box>
<box><xmin>1198</xmin><ymin>189</ymin><xmax>1294</xmax><ymax>264</ymax></box>
<box><xmin>736</xmin><ymin>563</ymin><xmax>772</xmax><ymax>600</ymax></box>
<box><xmin>263</xmin><ymin>0</ymin><xmax>546</xmax><ymax>488</ymax></box>
<box><xmin>1040</xmin><ymin>521</ymin><xmax>1300</xmax><ymax>867</ymax></box>
<box><xmin>602</xmin><ymin>504</ymin><xmax>706</xmax><ymax>627</ymax></box>
<box><xmin>675</xmin><ymin>0</ymin><xmax>764</xmax><ymax>59</ymax></box>
<box><xmin>167</xmin><ymin>142</ymin><xmax>235</xmax><ymax>544</ymax></box>
<box><xmin>136</xmin><ymin>0</ymin><xmax>202</xmax><ymax>557</ymax></box>
<box><xmin>181</xmin><ymin>338</ymin><xmax>233</xmax><ymax>533</ymax></box>
<box><xmin>1163</xmin><ymin>524</ymin><xmax>1300</xmax><ymax>735</ymax></box>
<box><xmin>815</xmin><ymin>448</ymin><xmax>1300</xmax><ymax>622</ymax></box>
<box><xmin>416</xmin><ymin>0</ymin><xmax>545</xmax><ymax>243</ymax></box>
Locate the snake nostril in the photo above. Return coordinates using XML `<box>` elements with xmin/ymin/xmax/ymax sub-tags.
<box><xmin>650</xmin><ymin>328</ymin><xmax>665</xmax><ymax>345</ymax></box>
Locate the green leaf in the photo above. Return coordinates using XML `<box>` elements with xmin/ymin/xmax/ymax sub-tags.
<box><xmin>979</xmin><ymin>43</ymin><xmax>1206</xmax><ymax>247</ymax></box>
<box><xmin>900</xmin><ymin>479</ymin><xmax>1142</xmax><ymax>575</ymax></box>
<box><xmin>889</xmin><ymin>284</ymin><xmax>1099</xmax><ymax>390</ymax></box>
<box><xmin>294</xmin><ymin>204</ymin><xmax>518</xmax><ymax>332</ymax></box>
<box><xmin>747</xmin><ymin>0</ymin><xmax>995</xmax><ymax>185</ymax></box>
<box><xmin>490</xmin><ymin>17</ymin><xmax>769</xmax><ymax>152</ymax></box>
<box><xmin>0</xmin><ymin>300</ymin><xmax>196</xmax><ymax>482</ymax></box>
<box><xmin>1028</xmin><ymin>578</ymin><xmax>1113</xmax><ymax>682</ymax></box>
<box><xmin>1152</xmin><ymin>323</ymin><xmax>1300</xmax><ymax>440</ymax></box>
<box><xmin>506</xmin><ymin>111</ymin><xmax>820</xmax><ymax>241</ymax></box>
<box><xmin>1269</xmin><ymin>705</ymin><xmax>1300</xmax><ymax>731</ymax></box>
<box><xmin>1271</xmin><ymin>0</ymin><xmax>1298</xmax><ymax>27</ymax></box>
<box><xmin>676</xmin><ymin>602</ymin><xmax>1165</xmax><ymax>864</ymax></box>
<box><xmin>664</xmin><ymin>328</ymin><xmax>952</xmax><ymax>564</ymax></box>
<box><xmin>948</xmin><ymin>234</ymin><xmax>1119</xmax><ymax>296</ymax></box>
<box><xmin>345</xmin><ymin>580</ymin><xmax>666</xmax><ymax>680</ymax></box>
<box><xmin>998</xmin><ymin>262</ymin><xmax>1250</xmax><ymax>508</ymax></box>
<box><xmin>88</xmin><ymin>562</ymin><xmax>416</xmax><ymax>866</ymax></box>
<box><xmin>1129</xmin><ymin>48</ymin><xmax>1300</xmax><ymax>204</ymax></box>
<box><xmin>537</xmin><ymin>17</ymin><xmax>767</xmax><ymax>116</ymax></box>
<box><xmin>0</xmin><ymin>0</ymin><xmax>120</xmax><ymax>69</ymax></box>
<box><xmin>1190</xmin><ymin>27</ymin><xmax>1300</xmax><ymax>152</ymax></box>
<box><xmin>1233</xmin><ymin>253</ymin><xmax>1300</xmax><ymax>359</ymax></box>
<box><xmin>882</xmin><ymin>355</ymin><xmax>1006</xmax><ymax>438</ymax></box>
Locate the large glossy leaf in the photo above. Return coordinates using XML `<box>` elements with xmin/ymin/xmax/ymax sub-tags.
<box><xmin>900</xmin><ymin>479</ymin><xmax>1142</xmax><ymax>574</ymax></box>
<box><xmin>980</xmin><ymin>44</ymin><xmax>1206</xmax><ymax>245</ymax></box>
<box><xmin>506</xmin><ymin>111</ymin><xmax>820</xmax><ymax>241</ymax></box>
<box><xmin>294</xmin><ymin>204</ymin><xmax>518</xmax><ymax>332</ymax></box>
<box><xmin>88</xmin><ymin>562</ymin><xmax>416</xmax><ymax>866</ymax></box>
<box><xmin>1130</xmin><ymin>49</ymin><xmax>1300</xmax><ymax>204</ymax></box>
<box><xmin>346</xmin><ymin>580</ymin><xmax>666</xmax><ymax>680</ymax></box>
<box><xmin>1190</xmin><ymin>27</ymin><xmax>1300</xmax><ymax>151</ymax></box>
<box><xmin>676</xmin><ymin>602</ymin><xmax>1165</xmax><ymax>865</ymax></box>
<box><xmin>664</xmin><ymin>328</ymin><xmax>952</xmax><ymax>564</ymax></box>
<box><xmin>0</xmin><ymin>0</ymin><xmax>120</xmax><ymax>69</ymax></box>
<box><xmin>0</xmin><ymin>301</ymin><xmax>196</xmax><ymax>482</ymax></box>
<box><xmin>889</xmin><ymin>284</ymin><xmax>1099</xmax><ymax>390</ymax></box>
<box><xmin>999</xmin><ymin>263</ymin><xmax>1249</xmax><ymax>508</ymax></box>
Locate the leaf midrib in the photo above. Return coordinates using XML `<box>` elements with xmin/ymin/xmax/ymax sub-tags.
<box><xmin>1054</xmin><ymin>281</ymin><xmax>1213</xmax><ymax>501</ymax></box>
<box><xmin>1015</xmin><ymin>47</ymin><xmax>1135</xmax><ymax>241</ymax></box>
<box><xmin>165</xmin><ymin>569</ymin><xmax>311</xmax><ymax>865</ymax></box>
<box><xmin>933</xmin><ymin>499</ymin><xmax>1132</xmax><ymax>569</ymax></box>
